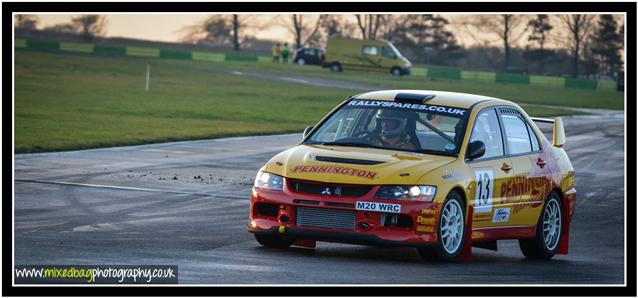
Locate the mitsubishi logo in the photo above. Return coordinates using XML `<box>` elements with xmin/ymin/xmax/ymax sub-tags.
<box><xmin>321</xmin><ymin>187</ymin><xmax>332</xmax><ymax>195</ymax></box>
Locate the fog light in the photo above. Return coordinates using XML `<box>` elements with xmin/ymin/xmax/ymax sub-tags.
<box><xmin>358</xmin><ymin>221</ymin><xmax>370</xmax><ymax>229</ymax></box>
<box><xmin>279</xmin><ymin>215</ymin><xmax>290</xmax><ymax>223</ymax></box>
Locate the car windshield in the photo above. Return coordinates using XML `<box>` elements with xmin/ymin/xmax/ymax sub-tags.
<box><xmin>387</xmin><ymin>42</ymin><xmax>403</xmax><ymax>58</ymax></box>
<box><xmin>305</xmin><ymin>99</ymin><xmax>469</xmax><ymax>156</ymax></box>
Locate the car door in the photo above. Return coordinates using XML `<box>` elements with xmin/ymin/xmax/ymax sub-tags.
<box><xmin>498</xmin><ymin>108</ymin><xmax>547</xmax><ymax>226</ymax></box>
<box><xmin>305</xmin><ymin>49</ymin><xmax>317</xmax><ymax>64</ymax></box>
<box><xmin>465</xmin><ymin>108</ymin><xmax>514</xmax><ymax>229</ymax></box>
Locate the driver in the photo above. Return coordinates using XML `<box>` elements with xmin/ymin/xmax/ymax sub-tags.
<box><xmin>370</xmin><ymin>109</ymin><xmax>418</xmax><ymax>150</ymax></box>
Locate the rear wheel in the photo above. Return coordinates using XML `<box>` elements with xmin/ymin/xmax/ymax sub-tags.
<box><xmin>297</xmin><ymin>58</ymin><xmax>306</xmax><ymax>65</ymax></box>
<box><xmin>418</xmin><ymin>192</ymin><xmax>465</xmax><ymax>262</ymax></box>
<box><xmin>330</xmin><ymin>62</ymin><xmax>342</xmax><ymax>72</ymax></box>
<box><xmin>254</xmin><ymin>234</ymin><xmax>294</xmax><ymax>249</ymax></box>
<box><xmin>519</xmin><ymin>193</ymin><xmax>562</xmax><ymax>259</ymax></box>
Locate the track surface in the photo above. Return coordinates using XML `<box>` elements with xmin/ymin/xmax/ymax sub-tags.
<box><xmin>14</xmin><ymin>110</ymin><xmax>625</xmax><ymax>284</ymax></box>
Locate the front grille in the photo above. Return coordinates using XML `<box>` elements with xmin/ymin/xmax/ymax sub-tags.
<box><xmin>296</xmin><ymin>207</ymin><xmax>356</xmax><ymax>230</ymax></box>
<box><xmin>289</xmin><ymin>180</ymin><xmax>372</xmax><ymax>197</ymax></box>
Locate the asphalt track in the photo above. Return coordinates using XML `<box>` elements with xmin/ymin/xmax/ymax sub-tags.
<box><xmin>13</xmin><ymin>105</ymin><xmax>625</xmax><ymax>284</ymax></box>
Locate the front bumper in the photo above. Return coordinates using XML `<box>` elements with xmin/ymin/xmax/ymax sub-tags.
<box><xmin>248</xmin><ymin>181</ymin><xmax>441</xmax><ymax>247</ymax></box>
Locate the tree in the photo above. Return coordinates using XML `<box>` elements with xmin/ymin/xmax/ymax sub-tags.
<box><xmin>524</xmin><ymin>14</ymin><xmax>553</xmax><ymax>74</ymax></box>
<box><xmin>321</xmin><ymin>15</ymin><xmax>356</xmax><ymax>38</ymax></box>
<box><xmin>290</xmin><ymin>15</ymin><xmax>325</xmax><ymax>49</ymax></box>
<box><xmin>590</xmin><ymin>15</ymin><xmax>623</xmax><ymax>77</ymax></box>
<box><xmin>388</xmin><ymin>15</ymin><xmax>463</xmax><ymax>65</ymax></box>
<box><xmin>71</xmin><ymin>15</ymin><xmax>107</xmax><ymax>42</ymax></box>
<box><xmin>180</xmin><ymin>15</ymin><xmax>257</xmax><ymax>51</ymax></box>
<box><xmin>15</xmin><ymin>14</ymin><xmax>39</xmax><ymax>30</ymax></box>
<box><xmin>558</xmin><ymin>14</ymin><xmax>594</xmax><ymax>78</ymax></box>
<box><xmin>461</xmin><ymin>15</ymin><xmax>526</xmax><ymax>71</ymax></box>
<box><xmin>354</xmin><ymin>14</ymin><xmax>383</xmax><ymax>39</ymax></box>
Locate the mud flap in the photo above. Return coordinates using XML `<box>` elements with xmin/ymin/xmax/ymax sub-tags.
<box><xmin>456</xmin><ymin>206</ymin><xmax>473</xmax><ymax>262</ymax></box>
<box><xmin>557</xmin><ymin>197</ymin><xmax>571</xmax><ymax>254</ymax></box>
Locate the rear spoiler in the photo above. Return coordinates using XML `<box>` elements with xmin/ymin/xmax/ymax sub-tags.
<box><xmin>530</xmin><ymin>117</ymin><xmax>565</xmax><ymax>147</ymax></box>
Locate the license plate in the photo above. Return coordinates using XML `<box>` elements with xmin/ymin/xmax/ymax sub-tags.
<box><xmin>355</xmin><ymin>201</ymin><xmax>401</xmax><ymax>214</ymax></box>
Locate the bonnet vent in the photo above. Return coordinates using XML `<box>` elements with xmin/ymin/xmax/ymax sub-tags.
<box><xmin>315</xmin><ymin>156</ymin><xmax>385</xmax><ymax>165</ymax></box>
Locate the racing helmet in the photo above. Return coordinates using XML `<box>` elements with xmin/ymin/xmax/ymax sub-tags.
<box><xmin>375</xmin><ymin>108</ymin><xmax>409</xmax><ymax>138</ymax></box>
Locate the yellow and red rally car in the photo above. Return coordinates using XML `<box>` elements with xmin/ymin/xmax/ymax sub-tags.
<box><xmin>248</xmin><ymin>90</ymin><xmax>576</xmax><ymax>261</ymax></box>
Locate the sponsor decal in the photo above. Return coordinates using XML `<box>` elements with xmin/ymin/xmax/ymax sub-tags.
<box><xmin>416</xmin><ymin>225</ymin><xmax>436</xmax><ymax>233</ymax></box>
<box><xmin>347</xmin><ymin>100</ymin><xmax>467</xmax><ymax>116</ymax></box>
<box><xmin>420</xmin><ymin>208</ymin><xmax>437</xmax><ymax>217</ymax></box>
<box><xmin>356</xmin><ymin>201</ymin><xmax>401</xmax><ymax>213</ymax></box>
<box><xmin>501</xmin><ymin>174</ymin><xmax>550</xmax><ymax>214</ymax></box>
<box><xmin>492</xmin><ymin>208</ymin><xmax>510</xmax><ymax>223</ymax></box>
<box><xmin>417</xmin><ymin>216</ymin><xmax>436</xmax><ymax>226</ymax></box>
<box><xmin>291</xmin><ymin>165</ymin><xmax>377</xmax><ymax>179</ymax></box>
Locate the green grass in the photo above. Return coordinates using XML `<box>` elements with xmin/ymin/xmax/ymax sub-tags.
<box><xmin>226</xmin><ymin>60</ymin><xmax>624</xmax><ymax>110</ymax></box>
<box><xmin>15</xmin><ymin>50</ymin><xmax>594</xmax><ymax>153</ymax></box>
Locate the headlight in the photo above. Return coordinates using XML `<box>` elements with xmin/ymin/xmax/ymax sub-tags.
<box><xmin>254</xmin><ymin>170</ymin><xmax>284</xmax><ymax>191</ymax></box>
<box><xmin>374</xmin><ymin>185</ymin><xmax>436</xmax><ymax>202</ymax></box>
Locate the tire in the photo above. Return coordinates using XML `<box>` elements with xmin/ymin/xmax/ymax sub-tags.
<box><xmin>330</xmin><ymin>62</ymin><xmax>342</xmax><ymax>72</ymax></box>
<box><xmin>297</xmin><ymin>58</ymin><xmax>306</xmax><ymax>65</ymax></box>
<box><xmin>391</xmin><ymin>67</ymin><xmax>402</xmax><ymax>76</ymax></box>
<box><xmin>254</xmin><ymin>234</ymin><xmax>294</xmax><ymax>249</ymax></box>
<box><xmin>418</xmin><ymin>192</ymin><xmax>465</xmax><ymax>262</ymax></box>
<box><xmin>519</xmin><ymin>192</ymin><xmax>562</xmax><ymax>259</ymax></box>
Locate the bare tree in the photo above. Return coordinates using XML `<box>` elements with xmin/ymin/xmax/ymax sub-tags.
<box><xmin>482</xmin><ymin>15</ymin><xmax>526</xmax><ymax>70</ymax></box>
<box><xmin>290</xmin><ymin>14</ymin><xmax>325</xmax><ymax>49</ymax></box>
<box><xmin>71</xmin><ymin>15</ymin><xmax>107</xmax><ymax>42</ymax></box>
<box><xmin>354</xmin><ymin>14</ymin><xmax>383</xmax><ymax>39</ymax></box>
<box><xmin>525</xmin><ymin>14</ymin><xmax>554</xmax><ymax>74</ymax></box>
<box><xmin>321</xmin><ymin>15</ymin><xmax>357</xmax><ymax>38</ymax></box>
<box><xmin>558</xmin><ymin>14</ymin><xmax>595</xmax><ymax>78</ymax></box>
<box><xmin>180</xmin><ymin>15</ymin><xmax>258</xmax><ymax>51</ymax></box>
<box><xmin>15</xmin><ymin>14</ymin><xmax>39</xmax><ymax>30</ymax></box>
<box><xmin>378</xmin><ymin>15</ymin><xmax>411</xmax><ymax>41</ymax></box>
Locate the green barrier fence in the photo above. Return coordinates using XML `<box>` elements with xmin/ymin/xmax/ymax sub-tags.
<box><xmin>427</xmin><ymin>68</ymin><xmax>461</xmax><ymax>80</ymax></box>
<box><xmin>565</xmin><ymin>78</ymin><xmax>598</xmax><ymax>90</ymax></box>
<box><xmin>530</xmin><ymin>75</ymin><xmax>565</xmax><ymax>87</ymax></box>
<box><xmin>26</xmin><ymin>40</ymin><xmax>59</xmax><ymax>51</ymax></box>
<box><xmin>59</xmin><ymin>42</ymin><xmax>94</xmax><ymax>53</ymax></box>
<box><xmin>159</xmin><ymin>49</ymin><xmax>192</xmax><ymax>60</ymax></box>
<box><xmin>126</xmin><ymin>46</ymin><xmax>160</xmax><ymax>58</ymax></box>
<box><xmin>15</xmin><ymin>38</ymin><xmax>27</xmax><ymax>48</ymax></box>
<box><xmin>461</xmin><ymin>70</ymin><xmax>496</xmax><ymax>82</ymax></box>
<box><xmin>257</xmin><ymin>56</ymin><xmax>272</xmax><ymax>63</ymax></box>
<box><xmin>94</xmin><ymin>45</ymin><xmax>127</xmax><ymax>56</ymax></box>
<box><xmin>495</xmin><ymin>73</ymin><xmax>530</xmax><ymax>84</ymax></box>
<box><xmin>410</xmin><ymin>67</ymin><xmax>427</xmax><ymax>77</ymax></box>
<box><xmin>597</xmin><ymin>80</ymin><xmax>617</xmax><ymax>91</ymax></box>
<box><xmin>192</xmin><ymin>51</ymin><xmax>225</xmax><ymax>62</ymax></box>
<box><xmin>224</xmin><ymin>53</ymin><xmax>259</xmax><ymax>62</ymax></box>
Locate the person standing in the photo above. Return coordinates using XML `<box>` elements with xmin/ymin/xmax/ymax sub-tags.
<box><xmin>281</xmin><ymin>43</ymin><xmax>291</xmax><ymax>63</ymax></box>
<box><xmin>272</xmin><ymin>43</ymin><xmax>281</xmax><ymax>63</ymax></box>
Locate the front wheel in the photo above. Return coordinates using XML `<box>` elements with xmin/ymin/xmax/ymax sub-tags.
<box><xmin>297</xmin><ymin>58</ymin><xmax>306</xmax><ymax>65</ymax></box>
<box><xmin>391</xmin><ymin>67</ymin><xmax>402</xmax><ymax>76</ymax></box>
<box><xmin>519</xmin><ymin>193</ymin><xmax>562</xmax><ymax>259</ymax></box>
<box><xmin>254</xmin><ymin>234</ymin><xmax>294</xmax><ymax>249</ymax></box>
<box><xmin>418</xmin><ymin>192</ymin><xmax>465</xmax><ymax>262</ymax></box>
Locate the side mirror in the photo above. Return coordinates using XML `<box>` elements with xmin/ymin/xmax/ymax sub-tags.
<box><xmin>467</xmin><ymin>141</ymin><xmax>486</xmax><ymax>160</ymax></box>
<box><xmin>302</xmin><ymin>126</ymin><xmax>313</xmax><ymax>139</ymax></box>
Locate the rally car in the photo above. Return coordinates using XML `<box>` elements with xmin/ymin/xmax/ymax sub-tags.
<box><xmin>248</xmin><ymin>90</ymin><xmax>576</xmax><ymax>261</ymax></box>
